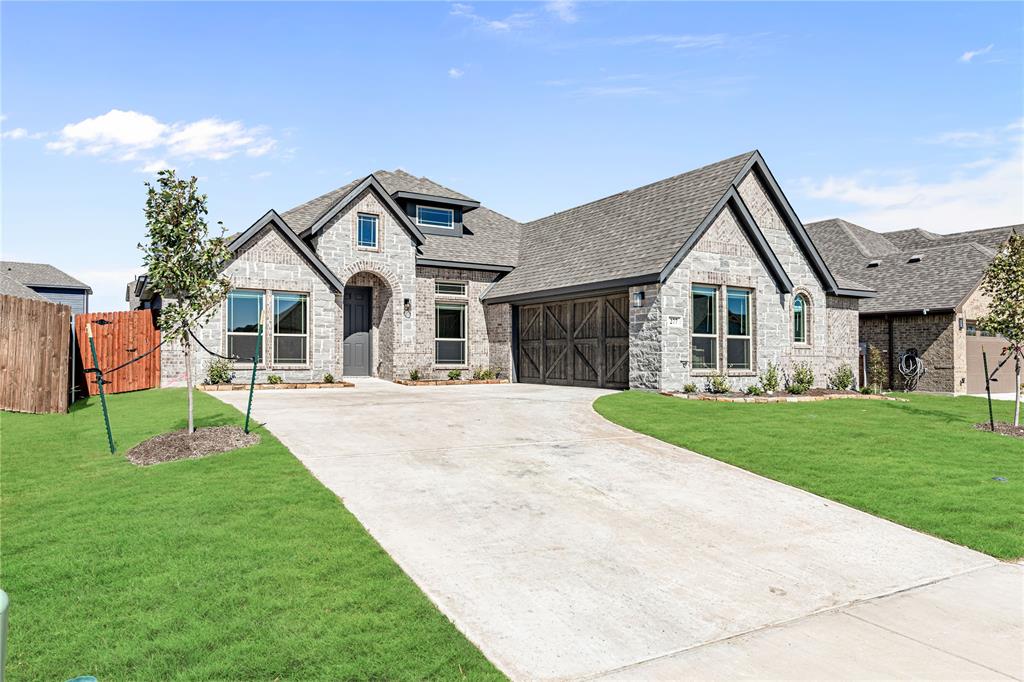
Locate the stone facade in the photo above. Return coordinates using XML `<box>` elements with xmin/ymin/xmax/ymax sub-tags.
<box><xmin>162</xmin><ymin>191</ymin><xmax>512</xmax><ymax>386</ymax></box>
<box><xmin>639</xmin><ymin>174</ymin><xmax>859</xmax><ymax>393</ymax></box>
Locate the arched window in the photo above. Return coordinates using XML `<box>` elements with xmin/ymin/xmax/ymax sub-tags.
<box><xmin>793</xmin><ymin>294</ymin><xmax>808</xmax><ymax>344</ymax></box>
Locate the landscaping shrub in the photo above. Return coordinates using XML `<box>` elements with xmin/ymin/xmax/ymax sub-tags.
<box><xmin>205</xmin><ymin>359</ymin><xmax>233</xmax><ymax>385</ymax></box>
<box><xmin>267</xmin><ymin>374</ymin><xmax>283</xmax><ymax>384</ymax></box>
<box><xmin>745</xmin><ymin>384</ymin><xmax>765</xmax><ymax>396</ymax></box>
<box><xmin>827</xmin><ymin>363</ymin><xmax>854</xmax><ymax>391</ymax></box>
<box><xmin>409</xmin><ymin>369</ymin><xmax>421</xmax><ymax>381</ymax></box>
<box><xmin>682</xmin><ymin>382</ymin><xmax>698</xmax><ymax>394</ymax></box>
<box><xmin>868</xmin><ymin>345</ymin><xmax>887</xmax><ymax>392</ymax></box>
<box><xmin>447</xmin><ymin>369</ymin><xmax>463</xmax><ymax>381</ymax></box>
<box><xmin>786</xmin><ymin>363</ymin><xmax>814</xmax><ymax>394</ymax></box>
<box><xmin>860</xmin><ymin>386</ymin><xmax>874</xmax><ymax>394</ymax></box>
<box><xmin>704</xmin><ymin>372</ymin><xmax>731</xmax><ymax>394</ymax></box>
<box><xmin>758</xmin><ymin>361</ymin><xmax>780</xmax><ymax>393</ymax></box>
<box><xmin>473</xmin><ymin>368</ymin><xmax>496</xmax><ymax>380</ymax></box>
<box><xmin>322</xmin><ymin>373</ymin><xmax>334</xmax><ymax>384</ymax></box>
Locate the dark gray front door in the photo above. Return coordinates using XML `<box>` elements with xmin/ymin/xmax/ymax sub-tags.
<box><xmin>344</xmin><ymin>287</ymin><xmax>372</xmax><ymax>376</ymax></box>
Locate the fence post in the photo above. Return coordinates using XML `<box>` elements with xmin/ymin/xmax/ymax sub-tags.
<box><xmin>87</xmin><ymin>323</ymin><xmax>116</xmax><ymax>453</ymax></box>
<box><xmin>244</xmin><ymin>311</ymin><xmax>263</xmax><ymax>434</ymax></box>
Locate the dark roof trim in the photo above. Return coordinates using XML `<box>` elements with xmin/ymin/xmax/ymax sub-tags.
<box><xmin>833</xmin><ymin>288</ymin><xmax>876</xmax><ymax>298</ymax></box>
<box><xmin>392</xmin><ymin>191</ymin><xmax>481</xmax><ymax>210</ymax></box>
<box><xmin>861</xmin><ymin>307</ymin><xmax>956</xmax><ymax>317</ymax></box>
<box><xmin>300</xmin><ymin>175</ymin><xmax>426</xmax><ymax>245</ymax></box>
<box><xmin>733</xmin><ymin>152</ymin><xmax>844</xmax><ymax>295</ymax></box>
<box><xmin>482</xmin><ymin>273</ymin><xmax>656</xmax><ymax>305</ymax></box>
<box><xmin>659</xmin><ymin>188</ymin><xmax>794</xmax><ymax>294</ymax></box>
<box><xmin>23</xmin><ymin>283</ymin><xmax>93</xmax><ymax>293</ymax></box>
<box><xmin>228</xmin><ymin>210</ymin><xmax>346</xmax><ymax>292</ymax></box>
<box><xmin>416</xmin><ymin>258</ymin><xmax>514</xmax><ymax>273</ymax></box>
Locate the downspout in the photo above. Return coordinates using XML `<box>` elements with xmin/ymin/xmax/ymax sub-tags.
<box><xmin>887</xmin><ymin>314</ymin><xmax>894</xmax><ymax>390</ymax></box>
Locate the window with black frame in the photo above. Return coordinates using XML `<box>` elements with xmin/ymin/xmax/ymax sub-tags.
<box><xmin>435</xmin><ymin>303</ymin><xmax>466</xmax><ymax>364</ymax></box>
<box><xmin>273</xmin><ymin>292</ymin><xmax>308</xmax><ymax>364</ymax></box>
<box><xmin>227</xmin><ymin>290</ymin><xmax>263</xmax><ymax>362</ymax></box>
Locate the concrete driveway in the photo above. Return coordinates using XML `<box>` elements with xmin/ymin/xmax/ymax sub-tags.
<box><xmin>215</xmin><ymin>380</ymin><xmax>1022</xmax><ymax>681</ymax></box>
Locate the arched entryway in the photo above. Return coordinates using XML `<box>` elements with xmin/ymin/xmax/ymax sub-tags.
<box><xmin>341</xmin><ymin>266</ymin><xmax>399</xmax><ymax>378</ymax></box>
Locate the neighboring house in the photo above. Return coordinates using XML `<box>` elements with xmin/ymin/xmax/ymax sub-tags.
<box><xmin>806</xmin><ymin>219</ymin><xmax>1022</xmax><ymax>394</ymax></box>
<box><xmin>0</xmin><ymin>261</ymin><xmax>92</xmax><ymax>314</ymax></box>
<box><xmin>126</xmin><ymin>275</ymin><xmax>161</xmax><ymax>310</ymax></box>
<box><xmin>160</xmin><ymin>151</ymin><xmax>871</xmax><ymax>391</ymax></box>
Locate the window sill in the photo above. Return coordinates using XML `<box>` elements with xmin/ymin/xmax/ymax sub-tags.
<box><xmin>434</xmin><ymin>364</ymin><xmax>469</xmax><ymax>370</ymax></box>
<box><xmin>356</xmin><ymin>245</ymin><xmax>380</xmax><ymax>252</ymax></box>
<box><xmin>727</xmin><ymin>370</ymin><xmax>756</xmax><ymax>377</ymax></box>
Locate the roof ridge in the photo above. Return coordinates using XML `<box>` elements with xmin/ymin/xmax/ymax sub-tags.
<box><xmin>524</xmin><ymin>151</ymin><xmax>756</xmax><ymax>227</ymax></box>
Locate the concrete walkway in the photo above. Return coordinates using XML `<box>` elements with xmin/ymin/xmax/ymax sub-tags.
<box><xmin>215</xmin><ymin>380</ymin><xmax>1022</xmax><ymax>681</ymax></box>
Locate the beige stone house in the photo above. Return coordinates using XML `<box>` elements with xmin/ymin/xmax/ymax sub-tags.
<box><xmin>806</xmin><ymin>219</ymin><xmax>1021</xmax><ymax>394</ymax></box>
<box><xmin>156</xmin><ymin>151</ymin><xmax>870</xmax><ymax>391</ymax></box>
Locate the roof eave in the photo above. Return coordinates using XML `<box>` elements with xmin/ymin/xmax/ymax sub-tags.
<box><xmin>483</xmin><ymin>273</ymin><xmax>658</xmax><ymax>305</ymax></box>
<box><xmin>229</xmin><ymin>210</ymin><xmax>346</xmax><ymax>292</ymax></box>
<box><xmin>300</xmin><ymin>175</ymin><xmax>426</xmax><ymax>245</ymax></box>
<box><xmin>391</xmin><ymin>191</ymin><xmax>480</xmax><ymax>210</ymax></box>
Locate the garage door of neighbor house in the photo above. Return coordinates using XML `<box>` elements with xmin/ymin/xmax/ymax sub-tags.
<box><xmin>517</xmin><ymin>293</ymin><xmax>630</xmax><ymax>389</ymax></box>
<box><xmin>966</xmin><ymin>333</ymin><xmax>1016</xmax><ymax>394</ymax></box>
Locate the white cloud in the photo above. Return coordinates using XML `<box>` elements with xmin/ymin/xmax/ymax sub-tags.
<box><xmin>922</xmin><ymin>130</ymin><xmax>998</xmax><ymax>147</ymax></box>
<box><xmin>46</xmin><ymin>109</ymin><xmax>277</xmax><ymax>168</ymax></box>
<box><xmin>959</xmin><ymin>44</ymin><xmax>993</xmax><ymax>62</ymax></box>
<box><xmin>448</xmin><ymin>67</ymin><xmax>465</xmax><ymax>79</ymax></box>
<box><xmin>250</xmin><ymin>170</ymin><xmax>272</xmax><ymax>180</ymax></box>
<box><xmin>140</xmin><ymin>159</ymin><xmax>169</xmax><ymax>173</ymax></box>
<box><xmin>1</xmin><ymin>128</ymin><xmax>28</xmax><ymax>140</ymax></box>
<box><xmin>608</xmin><ymin>34</ymin><xmax>728</xmax><ymax>49</ymax></box>
<box><xmin>546</xmin><ymin>0</ymin><xmax>578</xmax><ymax>23</ymax></box>
<box><xmin>572</xmin><ymin>85</ymin><xmax>658</xmax><ymax>97</ymax></box>
<box><xmin>451</xmin><ymin>3</ymin><xmax>533</xmax><ymax>32</ymax></box>
<box><xmin>800</xmin><ymin>132</ymin><xmax>1024</xmax><ymax>232</ymax></box>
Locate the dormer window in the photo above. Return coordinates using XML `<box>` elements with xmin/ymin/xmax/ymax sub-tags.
<box><xmin>907</xmin><ymin>254</ymin><xmax>922</xmax><ymax>263</ymax></box>
<box><xmin>866</xmin><ymin>260</ymin><xmax>880</xmax><ymax>268</ymax></box>
<box><xmin>416</xmin><ymin>206</ymin><xmax>454</xmax><ymax>230</ymax></box>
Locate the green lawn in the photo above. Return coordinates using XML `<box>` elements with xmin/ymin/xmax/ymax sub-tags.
<box><xmin>594</xmin><ymin>392</ymin><xmax>1024</xmax><ymax>559</ymax></box>
<box><xmin>0</xmin><ymin>389</ymin><xmax>502</xmax><ymax>681</ymax></box>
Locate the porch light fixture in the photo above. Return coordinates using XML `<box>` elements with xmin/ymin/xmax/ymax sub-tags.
<box><xmin>633</xmin><ymin>291</ymin><xmax>645</xmax><ymax>308</ymax></box>
<box><xmin>403</xmin><ymin>298</ymin><xmax>412</xmax><ymax>318</ymax></box>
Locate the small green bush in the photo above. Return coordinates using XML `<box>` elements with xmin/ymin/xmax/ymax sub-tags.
<box><xmin>409</xmin><ymin>369</ymin><xmax>421</xmax><ymax>381</ymax></box>
<box><xmin>745</xmin><ymin>384</ymin><xmax>765</xmax><ymax>396</ymax></box>
<box><xmin>868</xmin><ymin>345</ymin><xmax>887</xmax><ymax>392</ymax></box>
<box><xmin>860</xmin><ymin>386</ymin><xmax>874</xmax><ymax>394</ymax></box>
<box><xmin>322</xmin><ymin>373</ymin><xmax>334</xmax><ymax>384</ymax></box>
<box><xmin>267</xmin><ymin>374</ymin><xmax>283</xmax><ymax>384</ymax></box>
<box><xmin>681</xmin><ymin>382</ymin><xmax>699</xmax><ymax>394</ymax></box>
<box><xmin>447</xmin><ymin>369</ymin><xmax>463</xmax><ymax>381</ymax></box>
<box><xmin>827</xmin><ymin>363</ymin><xmax>854</xmax><ymax>391</ymax></box>
<box><xmin>205</xmin><ymin>359</ymin><xmax>233</xmax><ymax>385</ymax></box>
<box><xmin>786</xmin><ymin>362</ymin><xmax>814</xmax><ymax>394</ymax></box>
<box><xmin>758</xmin><ymin>361</ymin><xmax>780</xmax><ymax>393</ymax></box>
<box><xmin>704</xmin><ymin>372</ymin><xmax>731</xmax><ymax>394</ymax></box>
<box><xmin>473</xmin><ymin>368</ymin><xmax>496</xmax><ymax>380</ymax></box>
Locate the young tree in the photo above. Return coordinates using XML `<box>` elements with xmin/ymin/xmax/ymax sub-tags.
<box><xmin>140</xmin><ymin>170</ymin><xmax>231</xmax><ymax>433</ymax></box>
<box><xmin>978</xmin><ymin>233</ymin><xmax>1024</xmax><ymax>426</ymax></box>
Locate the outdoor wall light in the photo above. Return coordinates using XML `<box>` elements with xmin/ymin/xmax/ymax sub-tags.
<box><xmin>959</xmin><ymin>317</ymin><xmax>964</xmax><ymax>330</ymax></box>
<box><xmin>632</xmin><ymin>291</ymin><xmax>645</xmax><ymax>308</ymax></box>
<box><xmin>403</xmin><ymin>298</ymin><xmax>412</xmax><ymax>318</ymax></box>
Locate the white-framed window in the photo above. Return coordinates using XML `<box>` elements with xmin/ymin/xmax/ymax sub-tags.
<box><xmin>793</xmin><ymin>293</ymin><xmax>808</xmax><ymax>344</ymax></box>
<box><xmin>273</xmin><ymin>292</ymin><xmax>308</xmax><ymax>364</ymax></box>
<box><xmin>435</xmin><ymin>281</ymin><xmax>467</xmax><ymax>297</ymax></box>
<box><xmin>227</xmin><ymin>289</ymin><xmax>263</xmax><ymax>362</ymax></box>
<box><xmin>416</xmin><ymin>205</ymin><xmax>455</xmax><ymax>229</ymax></box>
<box><xmin>357</xmin><ymin>213</ymin><xmax>378</xmax><ymax>249</ymax></box>
<box><xmin>435</xmin><ymin>303</ymin><xmax>466</xmax><ymax>365</ymax></box>
<box><xmin>726</xmin><ymin>288</ymin><xmax>752</xmax><ymax>370</ymax></box>
<box><xmin>691</xmin><ymin>285</ymin><xmax>718</xmax><ymax>370</ymax></box>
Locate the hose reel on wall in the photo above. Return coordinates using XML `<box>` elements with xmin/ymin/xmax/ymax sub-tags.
<box><xmin>897</xmin><ymin>348</ymin><xmax>926</xmax><ymax>391</ymax></box>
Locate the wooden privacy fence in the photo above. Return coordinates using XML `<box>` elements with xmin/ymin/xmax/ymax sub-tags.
<box><xmin>0</xmin><ymin>294</ymin><xmax>72</xmax><ymax>413</ymax></box>
<box><xmin>75</xmin><ymin>310</ymin><xmax>161</xmax><ymax>396</ymax></box>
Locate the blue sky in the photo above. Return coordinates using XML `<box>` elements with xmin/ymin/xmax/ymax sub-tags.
<box><xmin>2</xmin><ymin>1</ymin><xmax>1022</xmax><ymax>311</ymax></box>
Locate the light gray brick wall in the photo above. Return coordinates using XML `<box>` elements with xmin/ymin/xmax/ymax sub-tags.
<box><xmin>628</xmin><ymin>283</ymin><xmax>662</xmax><ymax>389</ymax></box>
<box><xmin>647</xmin><ymin>173</ymin><xmax>858</xmax><ymax>392</ymax></box>
<box><xmin>161</xmin><ymin>225</ymin><xmax>341</xmax><ymax>387</ymax></box>
<box><xmin>411</xmin><ymin>266</ymin><xmax>511</xmax><ymax>380</ymax></box>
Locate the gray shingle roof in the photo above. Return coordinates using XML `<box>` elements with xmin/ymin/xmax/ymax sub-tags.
<box><xmin>280</xmin><ymin>170</ymin><xmax>519</xmax><ymax>269</ymax></box>
<box><xmin>1</xmin><ymin>261</ymin><xmax>92</xmax><ymax>293</ymax></box>
<box><xmin>805</xmin><ymin>219</ymin><xmax>1021</xmax><ymax>314</ymax></box>
<box><xmin>484</xmin><ymin>151</ymin><xmax>756</xmax><ymax>300</ymax></box>
<box><xmin>0</xmin><ymin>272</ymin><xmax>48</xmax><ymax>301</ymax></box>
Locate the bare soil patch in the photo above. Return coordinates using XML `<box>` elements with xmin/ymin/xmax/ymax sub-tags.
<box><xmin>126</xmin><ymin>426</ymin><xmax>261</xmax><ymax>466</ymax></box>
<box><xmin>974</xmin><ymin>422</ymin><xmax>1024</xmax><ymax>440</ymax></box>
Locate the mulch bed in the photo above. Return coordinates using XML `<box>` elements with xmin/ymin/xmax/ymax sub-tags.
<box><xmin>199</xmin><ymin>382</ymin><xmax>353</xmax><ymax>391</ymax></box>
<box><xmin>974</xmin><ymin>422</ymin><xmax>1024</xmax><ymax>440</ymax></box>
<box><xmin>662</xmin><ymin>389</ymin><xmax>892</xmax><ymax>403</ymax></box>
<box><xmin>393</xmin><ymin>379</ymin><xmax>508</xmax><ymax>386</ymax></box>
<box><xmin>125</xmin><ymin>426</ymin><xmax>261</xmax><ymax>466</ymax></box>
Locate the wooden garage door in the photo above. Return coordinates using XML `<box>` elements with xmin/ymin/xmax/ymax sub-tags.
<box><xmin>966</xmin><ymin>333</ymin><xmax>1016</xmax><ymax>394</ymax></box>
<box><xmin>517</xmin><ymin>293</ymin><xmax>629</xmax><ymax>389</ymax></box>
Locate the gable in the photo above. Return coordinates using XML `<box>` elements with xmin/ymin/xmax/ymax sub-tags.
<box><xmin>227</xmin><ymin>210</ymin><xmax>345</xmax><ymax>292</ymax></box>
<box><xmin>301</xmin><ymin>175</ymin><xmax>425</xmax><ymax>245</ymax></box>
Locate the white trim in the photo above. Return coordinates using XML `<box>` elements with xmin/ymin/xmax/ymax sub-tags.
<box><xmin>726</xmin><ymin>287</ymin><xmax>752</xmax><ymax>371</ymax></box>
<box><xmin>272</xmin><ymin>291</ymin><xmax>310</xmax><ymax>366</ymax></box>
<box><xmin>416</xmin><ymin>205</ymin><xmax>455</xmax><ymax>230</ymax></box>
<box><xmin>356</xmin><ymin>213</ymin><xmax>379</xmax><ymax>249</ymax></box>
<box><xmin>691</xmin><ymin>284</ymin><xmax>718</xmax><ymax>371</ymax></box>
<box><xmin>435</xmin><ymin>280</ymin><xmax>467</xmax><ymax>297</ymax></box>
<box><xmin>434</xmin><ymin>301</ymin><xmax>467</xmax><ymax>365</ymax></box>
